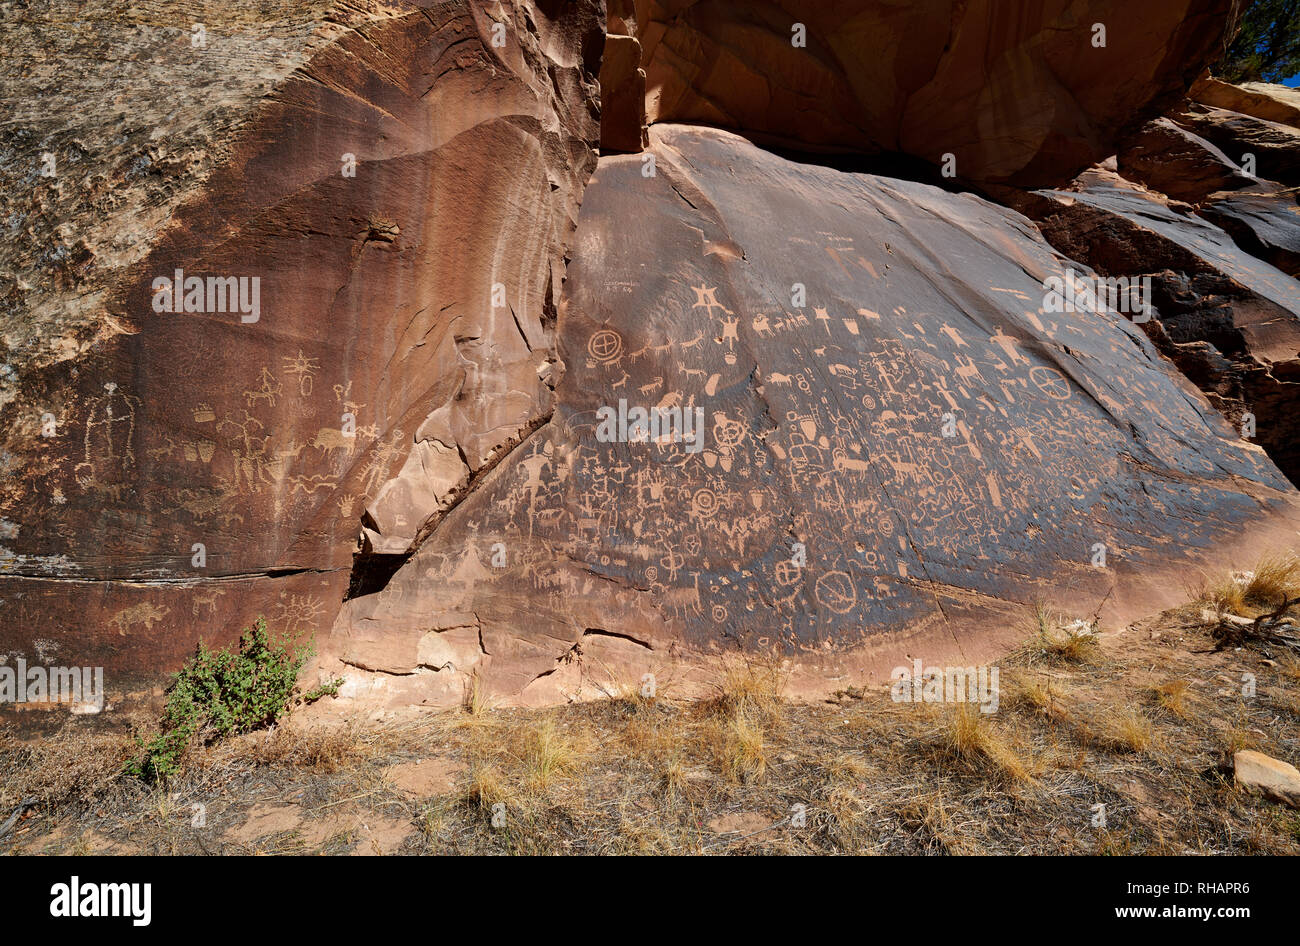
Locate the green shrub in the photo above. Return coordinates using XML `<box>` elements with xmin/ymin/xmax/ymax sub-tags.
<box><xmin>127</xmin><ymin>617</ymin><xmax>341</xmax><ymax>782</ymax></box>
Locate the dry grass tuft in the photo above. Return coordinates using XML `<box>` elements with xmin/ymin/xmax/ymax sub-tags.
<box><xmin>1196</xmin><ymin>573</ymin><xmax>1247</xmax><ymax>617</ymax></box>
<box><xmin>1018</xmin><ymin>603</ymin><xmax>1101</xmax><ymax>665</ymax></box>
<box><xmin>931</xmin><ymin>704</ymin><xmax>1032</xmax><ymax>783</ymax></box>
<box><xmin>1219</xmin><ymin>725</ymin><xmax>1261</xmax><ymax>756</ymax></box>
<box><xmin>657</xmin><ymin>755</ymin><xmax>691</xmax><ymax>800</ymax></box>
<box><xmin>0</xmin><ymin>725</ymin><xmax>135</xmax><ymax>809</ymax></box>
<box><xmin>519</xmin><ymin>718</ymin><xmax>581</xmax><ymax>791</ymax></box>
<box><xmin>1268</xmin><ymin>687</ymin><xmax>1300</xmax><ymax>717</ymax></box>
<box><xmin>721</xmin><ymin>710</ymin><xmax>768</xmax><ymax>782</ymax></box>
<box><xmin>706</xmin><ymin>656</ymin><xmax>786</xmax><ymax>724</ymax></box>
<box><xmin>458</xmin><ymin>671</ymin><xmax>491</xmax><ymax>723</ymax></box>
<box><xmin>217</xmin><ymin>722</ymin><xmax>364</xmax><ymax>773</ymax></box>
<box><xmin>1195</xmin><ymin>552</ymin><xmax>1300</xmax><ymax>617</ymax></box>
<box><xmin>1096</xmin><ymin>707</ymin><xmax>1155</xmax><ymax>754</ymax></box>
<box><xmin>825</xmin><ymin>752</ymin><xmax>871</xmax><ymax>784</ymax></box>
<box><xmin>1152</xmin><ymin>680</ymin><xmax>1191</xmax><ymax>719</ymax></box>
<box><xmin>1005</xmin><ymin>673</ymin><xmax>1071</xmax><ymax>725</ymax></box>
<box><xmin>618</xmin><ymin>704</ymin><xmax>677</xmax><ymax>758</ymax></box>
<box><xmin>463</xmin><ymin>764</ymin><xmax>507</xmax><ymax>810</ymax></box>
<box><xmin>897</xmin><ymin>792</ymin><xmax>972</xmax><ymax>854</ymax></box>
<box><xmin>694</xmin><ymin>655</ymin><xmax>787</xmax><ymax>784</ymax></box>
<box><xmin>1242</xmin><ymin>553</ymin><xmax>1300</xmax><ymax>606</ymax></box>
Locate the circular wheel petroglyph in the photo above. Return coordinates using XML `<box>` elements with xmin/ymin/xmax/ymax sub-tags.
<box><xmin>774</xmin><ymin>559</ymin><xmax>801</xmax><ymax>586</ymax></box>
<box><xmin>815</xmin><ymin>570</ymin><xmax>857</xmax><ymax>614</ymax></box>
<box><xmin>1030</xmin><ymin>365</ymin><xmax>1072</xmax><ymax>400</ymax></box>
<box><xmin>588</xmin><ymin>329</ymin><xmax>623</xmax><ymax>363</ymax></box>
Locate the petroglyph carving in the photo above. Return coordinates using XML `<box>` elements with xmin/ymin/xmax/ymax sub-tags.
<box><xmin>361</xmin><ymin>428</ymin><xmax>408</xmax><ymax>495</ymax></box>
<box><xmin>588</xmin><ymin>329</ymin><xmax>623</xmax><ymax>364</ymax></box>
<box><xmin>191</xmin><ymin>588</ymin><xmax>225</xmax><ymax>617</ymax></box>
<box><xmin>270</xmin><ymin>592</ymin><xmax>326</xmax><ymax>634</ymax></box>
<box><xmin>310</xmin><ymin>427</ymin><xmax>359</xmax><ymax>458</ymax></box>
<box><xmin>282</xmin><ymin>350</ymin><xmax>322</xmax><ymax>397</ymax></box>
<box><xmin>244</xmin><ymin>367</ymin><xmax>282</xmax><ymax>408</ymax></box>
<box><xmin>108</xmin><ymin>602</ymin><xmax>169</xmax><ymax>636</ymax></box>
<box><xmin>76</xmin><ymin>382</ymin><xmax>141</xmax><ymax>484</ymax></box>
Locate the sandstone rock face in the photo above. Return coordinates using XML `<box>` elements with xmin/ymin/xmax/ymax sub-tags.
<box><xmin>1234</xmin><ymin>749</ymin><xmax>1300</xmax><ymax>809</ymax></box>
<box><xmin>326</xmin><ymin>125</ymin><xmax>1300</xmax><ymax>707</ymax></box>
<box><xmin>0</xmin><ymin>1</ymin><xmax>355</xmax><ymax>404</ymax></box>
<box><xmin>599</xmin><ymin>4</ymin><xmax>649</xmax><ymax>154</ymax></box>
<box><xmin>8</xmin><ymin>1</ymin><xmax>1300</xmax><ymax>717</ymax></box>
<box><xmin>1116</xmin><ymin>118</ymin><xmax>1256</xmax><ymax>204</ymax></box>
<box><xmin>1191</xmin><ymin>76</ymin><xmax>1300</xmax><ymax>128</ymax></box>
<box><xmin>1117</xmin><ymin>90</ymin><xmax>1300</xmax><ymax>280</ymax></box>
<box><xmin>1105</xmin><ymin>105</ymin><xmax>1300</xmax><ymax>278</ymax></box>
<box><xmin>1200</xmin><ymin>188</ymin><xmax>1300</xmax><ymax>278</ymax></box>
<box><xmin>632</xmin><ymin>0</ymin><xmax>1242</xmax><ymax>185</ymax></box>
<box><xmin>1173</xmin><ymin>105</ymin><xmax>1300</xmax><ymax>188</ymax></box>
<box><xmin>0</xmin><ymin>0</ymin><xmax>604</xmax><ymax>687</ymax></box>
<box><xmin>1034</xmin><ymin>178</ymin><xmax>1300</xmax><ymax>351</ymax></box>
<box><xmin>1018</xmin><ymin>171</ymin><xmax>1300</xmax><ymax>484</ymax></box>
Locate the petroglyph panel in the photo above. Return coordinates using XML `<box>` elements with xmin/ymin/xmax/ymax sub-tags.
<box><xmin>0</xmin><ymin>1</ymin><xmax>603</xmax><ymax>682</ymax></box>
<box><xmin>336</xmin><ymin>125</ymin><xmax>1300</xmax><ymax>695</ymax></box>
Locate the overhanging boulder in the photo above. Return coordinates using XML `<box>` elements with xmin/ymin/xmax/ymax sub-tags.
<box><xmin>631</xmin><ymin>0</ymin><xmax>1242</xmax><ymax>185</ymax></box>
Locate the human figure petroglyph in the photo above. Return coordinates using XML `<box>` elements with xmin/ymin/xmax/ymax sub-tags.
<box><xmin>218</xmin><ymin>411</ymin><xmax>271</xmax><ymax>494</ymax></box>
<box><xmin>77</xmin><ymin>381</ymin><xmax>140</xmax><ymax>482</ymax></box>
<box><xmin>518</xmin><ymin>443</ymin><xmax>553</xmax><ymax>529</ymax></box>
<box><xmin>360</xmin><ymin>428</ymin><xmax>407</xmax><ymax>495</ymax></box>
<box><xmin>691</xmin><ymin>285</ymin><xmax>732</xmax><ymax>318</ymax></box>
<box><xmin>244</xmin><ymin>367</ymin><xmax>282</xmax><ymax>408</ymax></box>
<box><xmin>989</xmin><ymin>326</ymin><xmax>1029</xmax><ymax>365</ymax></box>
<box><xmin>719</xmin><ymin>316</ymin><xmax>739</xmax><ymax>352</ymax></box>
